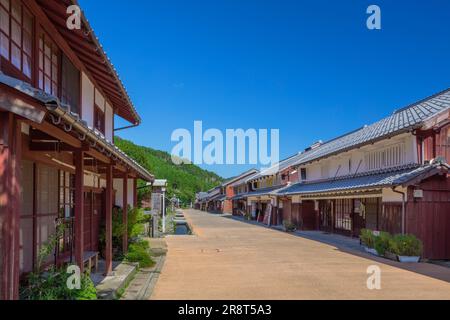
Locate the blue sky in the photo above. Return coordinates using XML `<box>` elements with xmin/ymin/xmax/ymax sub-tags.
<box><xmin>79</xmin><ymin>0</ymin><xmax>450</xmax><ymax>178</ymax></box>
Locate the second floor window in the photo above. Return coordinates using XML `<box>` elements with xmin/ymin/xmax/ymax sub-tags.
<box><xmin>365</xmin><ymin>143</ymin><xmax>405</xmax><ymax>171</ymax></box>
<box><xmin>94</xmin><ymin>105</ymin><xmax>105</xmax><ymax>134</ymax></box>
<box><xmin>61</xmin><ymin>54</ymin><xmax>80</xmax><ymax>115</ymax></box>
<box><xmin>300</xmin><ymin>168</ymin><xmax>307</xmax><ymax>181</ymax></box>
<box><xmin>0</xmin><ymin>0</ymin><xmax>33</xmax><ymax>79</ymax></box>
<box><xmin>38</xmin><ymin>33</ymin><xmax>59</xmax><ymax>96</ymax></box>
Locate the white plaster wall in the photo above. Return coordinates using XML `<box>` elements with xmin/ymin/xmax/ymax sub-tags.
<box><xmin>21</xmin><ymin>122</ymin><xmax>30</xmax><ymax>135</ymax></box>
<box><xmin>95</xmin><ymin>88</ymin><xmax>105</xmax><ymax>112</ymax></box>
<box><xmin>305</xmin><ymin>164</ymin><xmax>322</xmax><ymax>181</ymax></box>
<box><xmin>301</xmin><ymin>133</ymin><xmax>419</xmax><ymax>183</ymax></box>
<box><xmin>105</xmin><ymin>102</ymin><xmax>114</xmax><ymax>142</ymax></box>
<box><xmin>128</xmin><ymin>178</ymin><xmax>134</xmax><ymax>209</ymax></box>
<box><xmin>382</xmin><ymin>187</ymin><xmax>406</xmax><ymax>202</ymax></box>
<box><xmin>114</xmin><ymin>178</ymin><xmax>123</xmax><ymax>207</ymax></box>
<box><xmin>84</xmin><ymin>173</ymin><xmax>95</xmax><ymax>187</ymax></box>
<box><xmin>113</xmin><ymin>178</ymin><xmax>135</xmax><ymax>208</ymax></box>
<box><xmin>81</xmin><ymin>72</ymin><xmax>94</xmax><ymax>127</ymax></box>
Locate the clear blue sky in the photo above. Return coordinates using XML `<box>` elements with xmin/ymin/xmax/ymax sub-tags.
<box><xmin>79</xmin><ymin>0</ymin><xmax>450</xmax><ymax>178</ymax></box>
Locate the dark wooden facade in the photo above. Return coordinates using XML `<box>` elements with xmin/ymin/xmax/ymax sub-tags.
<box><xmin>405</xmin><ymin>174</ymin><xmax>450</xmax><ymax>260</ymax></box>
<box><xmin>0</xmin><ymin>0</ymin><xmax>150</xmax><ymax>300</ymax></box>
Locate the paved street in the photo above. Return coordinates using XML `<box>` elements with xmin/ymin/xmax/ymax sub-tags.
<box><xmin>151</xmin><ymin>209</ymin><xmax>450</xmax><ymax>300</ymax></box>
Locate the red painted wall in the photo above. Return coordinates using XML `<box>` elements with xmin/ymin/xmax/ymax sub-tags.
<box><xmin>406</xmin><ymin>174</ymin><xmax>450</xmax><ymax>260</ymax></box>
<box><xmin>420</xmin><ymin>123</ymin><xmax>450</xmax><ymax>163</ymax></box>
<box><xmin>222</xmin><ymin>185</ymin><xmax>234</xmax><ymax>213</ymax></box>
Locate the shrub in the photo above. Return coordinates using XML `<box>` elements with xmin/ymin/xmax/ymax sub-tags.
<box><xmin>20</xmin><ymin>268</ymin><xmax>97</xmax><ymax>300</ymax></box>
<box><xmin>283</xmin><ymin>220</ymin><xmax>296</xmax><ymax>232</ymax></box>
<box><xmin>74</xmin><ymin>273</ymin><xmax>98</xmax><ymax>300</ymax></box>
<box><xmin>374</xmin><ymin>232</ymin><xmax>392</xmax><ymax>256</ymax></box>
<box><xmin>360</xmin><ymin>229</ymin><xmax>376</xmax><ymax>249</ymax></box>
<box><xmin>128</xmin><ymin>207</ymin><xmax>146</xmax><ymax>239</ymax></box>
<box><xmin>20</xmin><ymin>221</ymin><xmax>97</xmax><ymax>300</ymax></box>
<box><xmin>125</xmin><ymin>240</ymin><xmax>155</xmax><ymax>268</ymax></box>
<box><xmin>389</xmin><ymin>234</ymin><xmax>423</xmax><ymax>257</ymax></box>
<box><xmin>99</xmin><ymin>206</ymin><xmax>126</xmax><ymax>258</ymax></box>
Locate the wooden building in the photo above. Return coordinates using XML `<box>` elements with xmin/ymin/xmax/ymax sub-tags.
<box><xmin>235</xmin><ymin>154</ymin><xmax>302</xmax><ymax>224</ymax></box>
<box><xmin>275</xmin><ymin>89</ymin><xmax>450</xmax><ymax>260</ymax></box>
<box><xmin>0</xmin><ymin>0</ymin><xmax>153</xmax><ymax>300</ymax></box>
<box><xmin>231</xmin><ymin>88</ymin><xmax>450</xmax><ymax>260</ymax></box>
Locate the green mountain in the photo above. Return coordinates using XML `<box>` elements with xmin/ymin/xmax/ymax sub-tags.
<box><xmin>114</xmin><ymin>136</ymin><xmax>223</xmax><ymax>205</ymax></box>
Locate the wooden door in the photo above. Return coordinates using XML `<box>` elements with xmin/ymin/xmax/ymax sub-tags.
<box><xmin>319</xmin><ymin>200</ymin><xmax>333</xmax><ymax>232</ymax></box>
<box><xmin>300</xmin><ymin>201</ymin><xmax>316</xmax><ymax>230</ymax></box>
<box><xmin>282</xmin><ymin>200</ymin><xmax>292</xmax><ymax>223</ymax></box>
<box><xmin>352</xmin><ymin>199</ymin><xmax>366</xmax><ymax>236</ymax></box>
<box><xmin>83</xmin><ymin>190</ymin><xmax>102</xmax><ymax>252</ymax></box>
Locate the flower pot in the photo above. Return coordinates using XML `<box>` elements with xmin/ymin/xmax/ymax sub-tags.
<box><xmin>397</xmin><ymin>256</ymin><xmax>420</xmax><ymax>263</ymax></box>
<box><xmin>364</xmin><ymin>246</ymin><xmax>379</xmax><ymax>256</ymax></box>
<box><xmin>384</xmin><ymin>251</ymin><xmax>398</xmax><ymax>261</ymax></box>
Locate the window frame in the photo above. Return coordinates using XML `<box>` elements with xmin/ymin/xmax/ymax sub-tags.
<box><xmin>38</xmin><ymin>31</ymin><xmax>60</xmax><ymax>96</ymax></box>
<box><xmin>94</xmin><ymin>104</ymin><xmax>105</xmax><ymax>134</ymax></box>
<box><xmin>0</xmin><ymin>0</ymin><xmax>34</xmax><ymax>82</ymax></box>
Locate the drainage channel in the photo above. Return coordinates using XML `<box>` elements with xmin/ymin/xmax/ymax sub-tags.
<box><xmin>172</xmin><ymin>211</ymin><xmax>192</xmax><ymax>235</ymax></box>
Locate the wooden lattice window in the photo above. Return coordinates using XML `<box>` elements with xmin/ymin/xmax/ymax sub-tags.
<box><xmin>38</xmin><ymin>32</ymin><xmax>59</xmax><ymax>96</ymax></box>
<box><xmin>0</xmin><ymin>0</ymin><xmax>33</xmax><ymax>79</ymax></box>
<box><xmin>61</xmin><ymin>54</ymin><xmax>80</xmax><ymax>114</ymax></box>
<box><xmin>59</xmin><ymin>171</ymin><xmax>75</xmax><ymax>219</ymax></box>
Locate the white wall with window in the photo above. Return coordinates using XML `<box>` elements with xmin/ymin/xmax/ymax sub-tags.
<box><xmin>113</xmin><ymin>178</ymin><xmax>135</xmax><ymax>209</ymax></box>
<box><xmin>105</xmin><ymin>102</ymin><xmax>113</xmax><ymax>142</ymax></box>
<box><xmin>82</xmin><ymin>72</ymin><xmax>94</xmax><ymax>127</ymax></box>
<box><xmin>297</xmin><ymin>133</ymin><xmax>418</xmax><ymax>183</ymax></box>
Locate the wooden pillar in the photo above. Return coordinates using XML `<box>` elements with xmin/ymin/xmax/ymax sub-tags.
<box><xmin>122</xmin><ymin>174</ymin><xmax>128</xmax><ymax>254</ymax></box>
<box><xmin>432</xmin><ymin>134</ymin><xmax>437</xmax><ymax>159</ymax></box>
<box><xmin>74</xmin><ymin>149</ymin><xmax>84</xmax><ymax>273</ymax></box>
<box><xmin>0</xmin><ymin>113</ymin><xmax>21</xmax><ymax>300</ymax></box>
<box><xmin>104</xmin><ymin>164</ymin><xmax>113</xmax><ymax>275</ymax></box>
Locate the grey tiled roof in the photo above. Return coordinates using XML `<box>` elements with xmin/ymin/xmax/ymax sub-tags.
<box><xmin>276</xmin><ymin>163</ymin><xmax>449</xmax><ymax>196</ymax></box>
<box><xmin>237</xmin><ymin>185</ymin><xmax>286</xmax><ymax>199</ymax></box>
<box><xmin>0</xmin><ymin>72</ymin><xmax>58</xmax><ymax>104</ymax></box>
<box><xmin>291</xmin><ymin>89</ymin><xmax>450</xmax><ymax>167</ymax></box>
<box><xmin>208</xmin><ymin>193</ymin><xmax>226</xmax><ymax>202</ymax></box>
<box><xmin>0</xmin><ymin>73</ymin><xmax>154</xmax><ymax>181</ymax></box>
<box><xmin>246</xmin><ymin>153</ymin><xmax>303</xmax><ymax>182</ymax></box>
<box><xmin>222</xmin><ymin>169</ymin><xmax>259</xmax><ymax>187</ymax></box>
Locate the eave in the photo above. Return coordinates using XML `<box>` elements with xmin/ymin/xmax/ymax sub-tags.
<box><xmin>35</xmin><ymin>0</ymin><xmax>141</xmax><ymax>125</ymax></box>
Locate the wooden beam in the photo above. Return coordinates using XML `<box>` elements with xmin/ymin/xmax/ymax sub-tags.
<box><xmin>86</xmin><ymin>148</ymin><xmax>111</xmax><ymax>164</ymax></box>
<box><xmin>105</xmin><ymin>163</ymin><xmax>113</xmax><ymax>275</ymax></box>
<box><xmin>74</xmin><ymin>149</ymin><xmax>85</xmax><ymax>273</ymax></box>
<box><xmin>0</xmin><ymin>87</ymin><xmax>47</xmax><ymax>123</ymax></box>
<box><xmin>29</xmin><ymin>128</ymin><xmax>57</xmax><ymax>141</ymax></box>
<box><xmin>26</xmin><ymin>120</ymin><xmax>81</xmax><ymax>148</ymax></box>
<box><xmin>29</xmin><ymin>141</ymin><xmax>89</xmax><ymax>152</ymax></box>
<box><xmin>115</xmin><ymin>163</ymin><xmax>127</xmax><ymax>173</ymax></box>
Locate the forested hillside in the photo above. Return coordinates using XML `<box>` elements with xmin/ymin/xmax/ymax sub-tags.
<box><xmin>115</xmin><ymin>137</ymin><xmax>223</xmax><ymax>205</ymax></box>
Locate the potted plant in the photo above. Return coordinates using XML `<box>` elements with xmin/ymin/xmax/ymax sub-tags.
<box><xmin>389</xmin><ymin>234</ymin><xmax>423</xmax><ymax>263</ymax></box>
<box><xmin>374</xmin><ymin>231</ymin><xmax>392</xmax><ymax>257</ymax></box>
<box><xmin>360</xmin><ymin>229</ymin><xmax>378</xmax><ymax>255</ymax></box>
<box><xmin>283</xmin><ymin>220</ymin><xmax>297</xmax><ymax>232</ymax></box>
